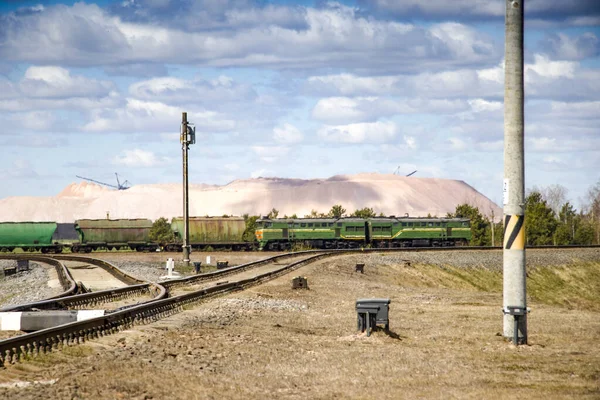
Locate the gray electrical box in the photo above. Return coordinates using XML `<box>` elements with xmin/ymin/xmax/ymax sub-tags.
<box><xmin>356</xmin><ymin>298</ymin><xmax>390</xmax><ymax>336</ymax></box>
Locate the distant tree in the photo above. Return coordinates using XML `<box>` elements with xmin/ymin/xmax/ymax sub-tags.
<box><xmin>328</xmin><ymin>204</ymin><xmax>346</xmax><ymax>218</ymax></box>
<box><xmin>242</xmin><ymin>214</ymin><xmax>260</xmax><ymax>242</ymax></box>
<box><xmin>267</xmin><ymin>208</ymin><xmax>279</xmax><ymax>219</ymax></box>
<box><xmin>450</xmin><ymin>204</ymin><xmax>489</xmax><ymax>246</ymax></box>
<box><xmin>584</xmin><ymin>180</ymin><xmax>600</xmax><ymax>244</ymax></box>
<box><xmin>149</xmin><ymin>217</ymin><xmax>175</xmax><ymax>244</ymax></box>
<box><xmin>305</xmin><ymin>209</ymin><xmax>321</xmax><ymax>218</ymax></box>
<box><xmin>554</xmin><ymin>202</ymin><xmax>577</xmax><ymax>245</ymax></box>
<box><xmin>573</xmin><ymin>216</ymin><xmax>595</xmax><ymax>245</ymax></box>
<box><xmin>525</xmin><ymin>192</ymin><xmax>558</xmax><ymax>246</ymax></box>
<box><xmin>351</xmin><ymin>207</ymin><xmax>377</xmax><ymax>218</ymax></box>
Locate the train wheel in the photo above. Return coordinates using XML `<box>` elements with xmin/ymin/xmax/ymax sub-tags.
<box><xmin>41</xmin><ymin>247</ymin><xmax>49</xmax><ymax>254</ymax></box>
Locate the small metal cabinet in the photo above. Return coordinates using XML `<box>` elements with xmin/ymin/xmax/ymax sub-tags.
<box><xmin>356</xmin><ymin>298</ymin><xmax>390</xmax><ymax>336</ymax></box>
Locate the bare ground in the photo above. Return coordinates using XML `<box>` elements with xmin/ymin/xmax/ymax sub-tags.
<box><xmin>1</xmin><ymin>250</ymin><xmax>599</xmax><ymax>399</ymax></box>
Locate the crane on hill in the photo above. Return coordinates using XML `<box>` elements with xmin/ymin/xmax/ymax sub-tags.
<box><xmin>76</xmin><ymin>173</ymin><xmax>131</xmax><ymax>190</ymax></box>
<box><xmin>393</xmin><ymin>166</ymin><xmax>418</xmax><ymax>177</ymax></box>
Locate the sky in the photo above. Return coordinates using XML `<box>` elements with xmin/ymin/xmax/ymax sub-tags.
<box><xmin>0</xmin><ymin>0</ymin><xmax>599</xmax><ymax>209</ymax></box>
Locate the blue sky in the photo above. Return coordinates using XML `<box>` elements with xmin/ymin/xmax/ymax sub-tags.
<box><xmin>0</xmin><ymin>0</ymin><xmax>599</xmax><ymax>209</ymax></box>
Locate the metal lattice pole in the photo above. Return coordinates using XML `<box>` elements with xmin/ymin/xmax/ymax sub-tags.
<box><xmin>181</xmin><ymin>112</ymin><xmax>191</xmax><ymax>266</ymax></box>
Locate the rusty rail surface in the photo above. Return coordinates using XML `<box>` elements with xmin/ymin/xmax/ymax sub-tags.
<box><xmin>0</xmin><ymin>252</ymin><xmax>333</xmax><ymax>367</ymax></box>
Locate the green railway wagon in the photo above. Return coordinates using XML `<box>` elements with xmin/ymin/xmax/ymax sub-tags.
<box><xmin>74</xmin><ymin>219</ymin><xmax>155</xmax><ymax>252</ymax></box>
<box><xmin>0</xmin><ymin>222</ymin><xmax>60</xmax><ymax>253</ymax></box>
<box><xmin>170</xmin><ymin>217</ymin><xmax>250</xmax><ymax>250</ymax></box>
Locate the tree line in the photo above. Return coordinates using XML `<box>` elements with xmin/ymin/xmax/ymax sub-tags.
<box><xmin>448</xmin><ymin>181</ymin><xmax>600</xmax><ymax>246</ymax></box>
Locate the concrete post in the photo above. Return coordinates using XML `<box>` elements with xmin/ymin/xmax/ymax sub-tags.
<box><xmin>181</xmin><ymin>112</ymin><xmax>191</xmax><ymax>266</ymax></box>
<box><xmin>503</xmin><ymin>0</ymin><xmax>527</xmax><ymax>343</ymax></box>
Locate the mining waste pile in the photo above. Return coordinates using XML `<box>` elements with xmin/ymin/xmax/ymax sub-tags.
<box><xmin>0</xmin><ymin>173</ymin><xmax>501</xmax><ymax>222</ymax></box>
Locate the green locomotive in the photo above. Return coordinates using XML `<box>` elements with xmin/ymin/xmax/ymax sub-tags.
<box><xmin>255</xmin><ymin>217</ymin><xmax>471</xmax><ymax>250</ymax></box>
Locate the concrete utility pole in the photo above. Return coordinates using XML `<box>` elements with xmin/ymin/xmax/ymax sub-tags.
<box><xmin>181</xmin><ymin>112</ymin><xmax>193</xmax><ymax>266</ymax></box>
<box><xmin>503</xmin><ymin>0</ymin><xmax>527</xmax><ymax>344</ymax></box>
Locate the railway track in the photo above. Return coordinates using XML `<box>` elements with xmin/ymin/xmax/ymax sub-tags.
<box><xmin>0</xmin><ymin>250</ymin><xmax>338</xmax><ymax>367</ymax></box>
<box><xmin>1</xmin><ymin>245</ymin><xmax>598</xmax><ymax>367</ymax></box>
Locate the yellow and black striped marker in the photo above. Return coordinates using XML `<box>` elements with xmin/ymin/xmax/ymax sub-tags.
<box><xmin>504</xmin><ymin>215</ymin><xmax>525</xmax><ymax>250</ymax></box>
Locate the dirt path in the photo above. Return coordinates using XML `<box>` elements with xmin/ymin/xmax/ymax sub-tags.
<box><xmin>64</xmin><ymin>261</ymin><xmax>129</xmax><ymax>291</ymax></box>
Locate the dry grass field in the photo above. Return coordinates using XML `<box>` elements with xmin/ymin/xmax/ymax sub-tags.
<box><xmin>1</xmin><ymin>250</ymin><xmax>599</xmax><ymax>399</ymax></box>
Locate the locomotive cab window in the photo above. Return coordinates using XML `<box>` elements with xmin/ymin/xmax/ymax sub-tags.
<box><xmin>265</xmin><ymin>222</ymin><xmax>272</xmax><ymax>228</ymax></box>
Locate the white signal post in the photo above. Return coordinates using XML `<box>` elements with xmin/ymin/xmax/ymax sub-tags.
<box><xmin>503</xmin><ymin>0</ymin><xmax>527</xmax><ymax>344</ymax></box>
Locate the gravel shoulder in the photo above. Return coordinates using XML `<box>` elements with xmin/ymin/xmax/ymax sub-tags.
<box><xmin>0</xmin><ymin>260</ymin><xmax>61</xmax><ymax>309</ymax></box>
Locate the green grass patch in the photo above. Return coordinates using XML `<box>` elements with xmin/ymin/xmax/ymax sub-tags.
<box><xmin>527</xmin><ymin>262</ymin><xmax>600</xmax><ymax>311</ymax></box>
<box><xmin>405</xmin><ymin>261</ymin><xmax>600</xmax><ymax>311</ymax></box>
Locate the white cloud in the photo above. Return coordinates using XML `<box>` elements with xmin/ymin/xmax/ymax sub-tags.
<box><xmin>84</xmin><ymin>98</ymin><xmax>236</xmax><ymax>133</ymax></box>
<box><xmin>0</xmin><ymin>3</ymin><xmax>497</xmax><ymax>71</ymax></box>
<box><xmin>250</xmin><ymin>168</ymin><xmax>274</xmax><ymax>179</ymax></box>
<box><xmin>541</xmin><ymin>32</ymin><xmax>599</xmax><ymax>60</ymax></box>
<box><xmin>526</xmin><ymin>54</ymin><xmax>576</xmax><ymax>79</ymax></box>
<box><xmin>318</xmin><ymin>121</ymin><xmax>397</xmax><ymax>144</ymax></box>
<box><xmin>0</xmin><ymin>66</ymin><xmax>115</xmax><ymax>103</ymax></box>
<box><xmin>448</xmin><ymin>137</ymin><xmax>468</xmax><ymax>151</ymax></box>
<box><xmin>273</xmin><ymin>123</ymin><xmax>303</xmax><ymax>144</ymax></box>
<box><xmin>468</xmin><ymin>99</ymin><xmax>502</xmax><ymax>113</ymax></box>
<box><xmin>429</xmin><ymin>23</ymin><xmax>494</xmax><ymax>60</ymax></box>
<box><xmin>112</xmin><ymin>149</ymin><xmax>170</xmax><ymax>167</ymax></box>
<box><xmin>251</xmin><ymin>145</ymin><xmax>290</xmax><ymax>163</ymax></box>
<box><xmin>128</xmin><ymin>75</ymin><xmax>256</xmax><ymax>105</ymax></box>
<box><xmin>312</xmin><ymin>96</ymin><xmax>467</xmax><ymax>124</ymax></box>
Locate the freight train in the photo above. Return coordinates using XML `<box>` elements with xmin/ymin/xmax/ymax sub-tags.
<box><xmin>0</xmin><ymin>216</ymin><xmax>471</xmax><ymax>253</ymax></box>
